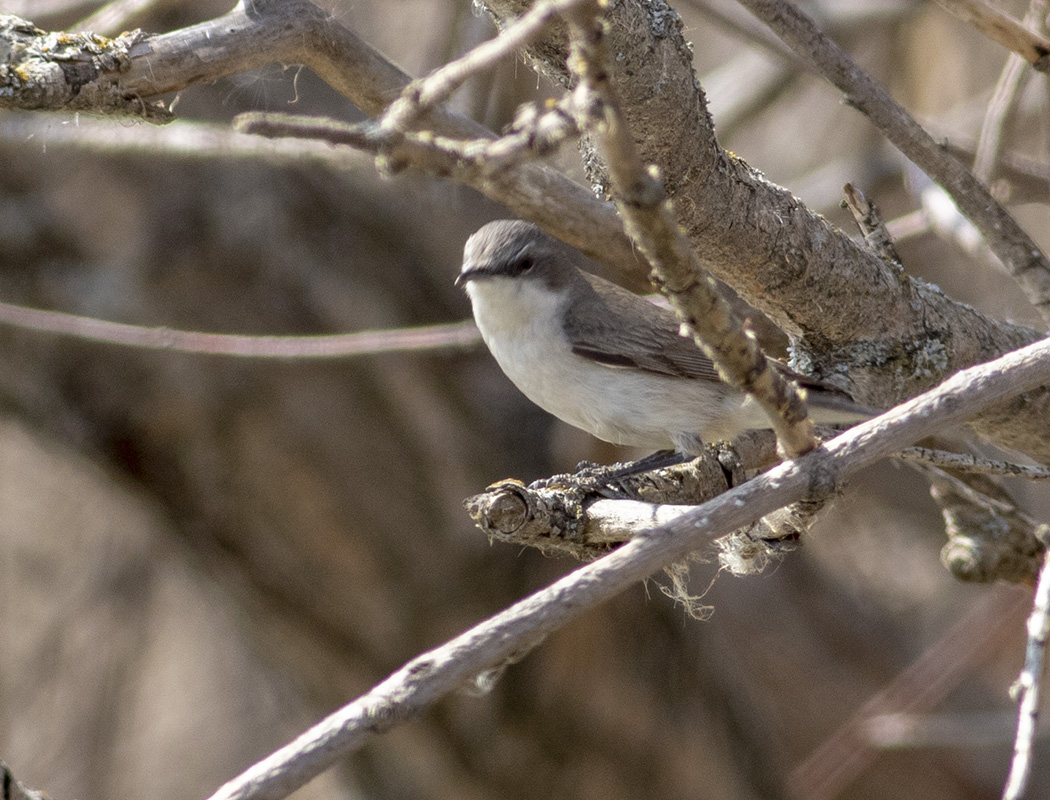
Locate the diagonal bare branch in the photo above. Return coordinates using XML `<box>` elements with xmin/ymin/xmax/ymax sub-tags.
<box><xmin>735</xmin><ymin>0</ymin><xmax>1050</xmax><ymax>321</ymax></box>
<box><xmin>932</xmin><ymin>0</ymin><xmax>1050</xmax><ymax>70</ymax></box>
<box><xmin>205</xmin><ymin>334</ymin><xmax>1050</xmax><ymax>800</ymax></box>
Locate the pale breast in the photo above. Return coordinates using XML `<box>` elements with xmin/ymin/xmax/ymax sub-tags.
<box><xmin>467</xmin><ymin>277</ymin><xmax>759</xmax><ymax>450</ymax></box>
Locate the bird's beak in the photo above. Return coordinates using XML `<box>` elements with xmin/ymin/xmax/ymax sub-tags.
<box><xmin>455</xmin><ymin>264</ymin><xmax>494</xmax><ymax>287</ymax></box>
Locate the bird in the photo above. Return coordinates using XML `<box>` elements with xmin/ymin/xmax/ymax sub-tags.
<box><xmin>456</xmin><ymin>219</ymin><xmax>867</xmax><ymax>455</ymax></box>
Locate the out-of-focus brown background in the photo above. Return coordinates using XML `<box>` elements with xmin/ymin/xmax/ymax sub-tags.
<box><xmin>0</xmin><ymin>1</ymin><xmax>1048</xmax><ymax>799</ymax></box>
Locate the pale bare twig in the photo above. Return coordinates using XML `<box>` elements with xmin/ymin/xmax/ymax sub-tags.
<box><xmin>0</xmin><ymin>113</ymin><xmax>376</xmax><ymax>169</ymax></box>
<box><xmin>236</xmin><ymin>102</ymin><xmax>579</xmax><ymax>177</ymax></box>
<box><xmin>974</xmin><ymin>54</ymin><xmax>1029</xmax><ymax>185</ymax></box>
<box><xmin>897</xmin><ymin>447</ymin><xmax>1050</xmax><ymax>481</ymax></box>
<box><xmin>248</xmin><ymin>0</ymin><xmax>587</xmax><ymax>172</ymax></box>
<box><xmin>931</xmin><ymin>0</ymin><xmax>1050</xmax><ymax>71</ymax></box>
<box><xmin>0</xmin><ymin>300</ymin><xmax>482</xmax><ymax>357</ymax></box>
<box><xmin>736</xmin><ymin>0</ymin><xmax>1050</xmax><ymax>321</ymax></box>
<box><xmin>562</xmin><ymin>5</ymin><xmax>819</xmax><ymax>457</ymax></box>
<box><xmin>1003</xmin><ymin>526</ymin><xmax>1050</xmax><ymax>800</ymax></box>
<box><xmin>972</xmin><ymin>0</ymin><xmax>1048</xmax><ymax>184</ymax></box>
<box><xmin>206</xmin><ymin>335</ymin><xmax>1050</xmax><ymax>800</ymax></box>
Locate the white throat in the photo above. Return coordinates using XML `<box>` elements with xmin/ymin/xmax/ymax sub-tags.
<box><xmin>465</xmin><ymin>275</ymin><xmax>566</xmax><ymax>341</ymax></box>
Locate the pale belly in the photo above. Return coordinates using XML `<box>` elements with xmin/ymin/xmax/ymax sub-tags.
<box><xmin>480</xmin><ymin>317</ymin><xmax>752</xmax><ymax>450</ymax></box>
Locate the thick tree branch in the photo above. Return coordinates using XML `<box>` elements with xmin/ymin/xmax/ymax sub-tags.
<box><xmin>465</xmin><ymin>434</ymin><xmax>777</xmax><ymax>557</ymax></box>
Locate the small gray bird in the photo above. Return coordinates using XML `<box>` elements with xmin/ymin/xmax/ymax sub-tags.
<box><xmin>456</xmin><ymin>220</ymin><xmax>866</xmax><ymax>455</ymax></box>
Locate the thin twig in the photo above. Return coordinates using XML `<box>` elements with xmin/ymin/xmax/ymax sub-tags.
<box><xmin>973</xmin><ymin>54</ymin><xmax>1028</xmax><ymax>184</ymax></box>
<box><xmin>972</xmin><ymin>0</ymin><xmax>1048</xmax><ymax>183</ymax></box>
<box><xmin>237</xmin><ymin>102</ymin><xmax>580</xmax><ymax>177</ymax></box>
<box><xmin>921</xmin><ymin>464</ymin><xmax>1046</xmax><ymax>529</ymax></box>
<box><xmin>736</xmin><ymin>0</ymin><xmax>1050</xmax><ymax>321</ymax></box>
<box><xmin>378</xmin><ymin>0</ymin><xmax>592</xmax><ymax>135</ymax></box>
<box><xmin>897</xmin><ymin>447</ymin><xmax>1050</xmax><ymax>481</ymax></box>
<box><xmin>205</xmin><ymin>335</ymin><xmax>1050</xmax><ymax>800</ymax></box>
<box><xmin>842</xmin><ymin>183</ymin><xmax>902</xmax><ymax>268</ymax></box>
<box><xmin>0</xmin><ymin>300</ymin><xmax>482</xmax><ymax>357</ymax></box>
<box><xmin>931</xmin><ymin>0</ymin><xmax>1050</xmax><ymax>71</ymax></box>
<box><xmin>563</xmin><ymin>5</ymin><xmax>819</xmax><ymax>457</ymax></box>
<box><xmin>1003</xmin><ymin>526</ymin><xmax>1050</xmax><ymax>800</ymax></box>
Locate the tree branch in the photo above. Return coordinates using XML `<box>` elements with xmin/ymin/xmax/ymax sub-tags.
<box><xmin>736</xmin><ymin>0</ymin><xmax>1050</xmax><ymax>321</ymax></box>
<box><xmin>204</xmin><ymin>333</ymin><xmax>1050</xmax><ymax>800</ymax></box>
<box><xmin>931</xmin><ymin>0</ymin><xmax>1050</xmax><ymax>71</ymax></box>
<box><xmin>897</xmin><ymin>447</ymin><xmax>1050</xmax><ymax>481</ymax></box>
<box><xmin>1003</xmin><ymin>526</ymin><xmax>1050</xmax><ymax>800</ymax></box>
<box><xmin>0</xmin><ymin>299</ymin><xmax>482</xmax><ymax>357</ymax></box>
